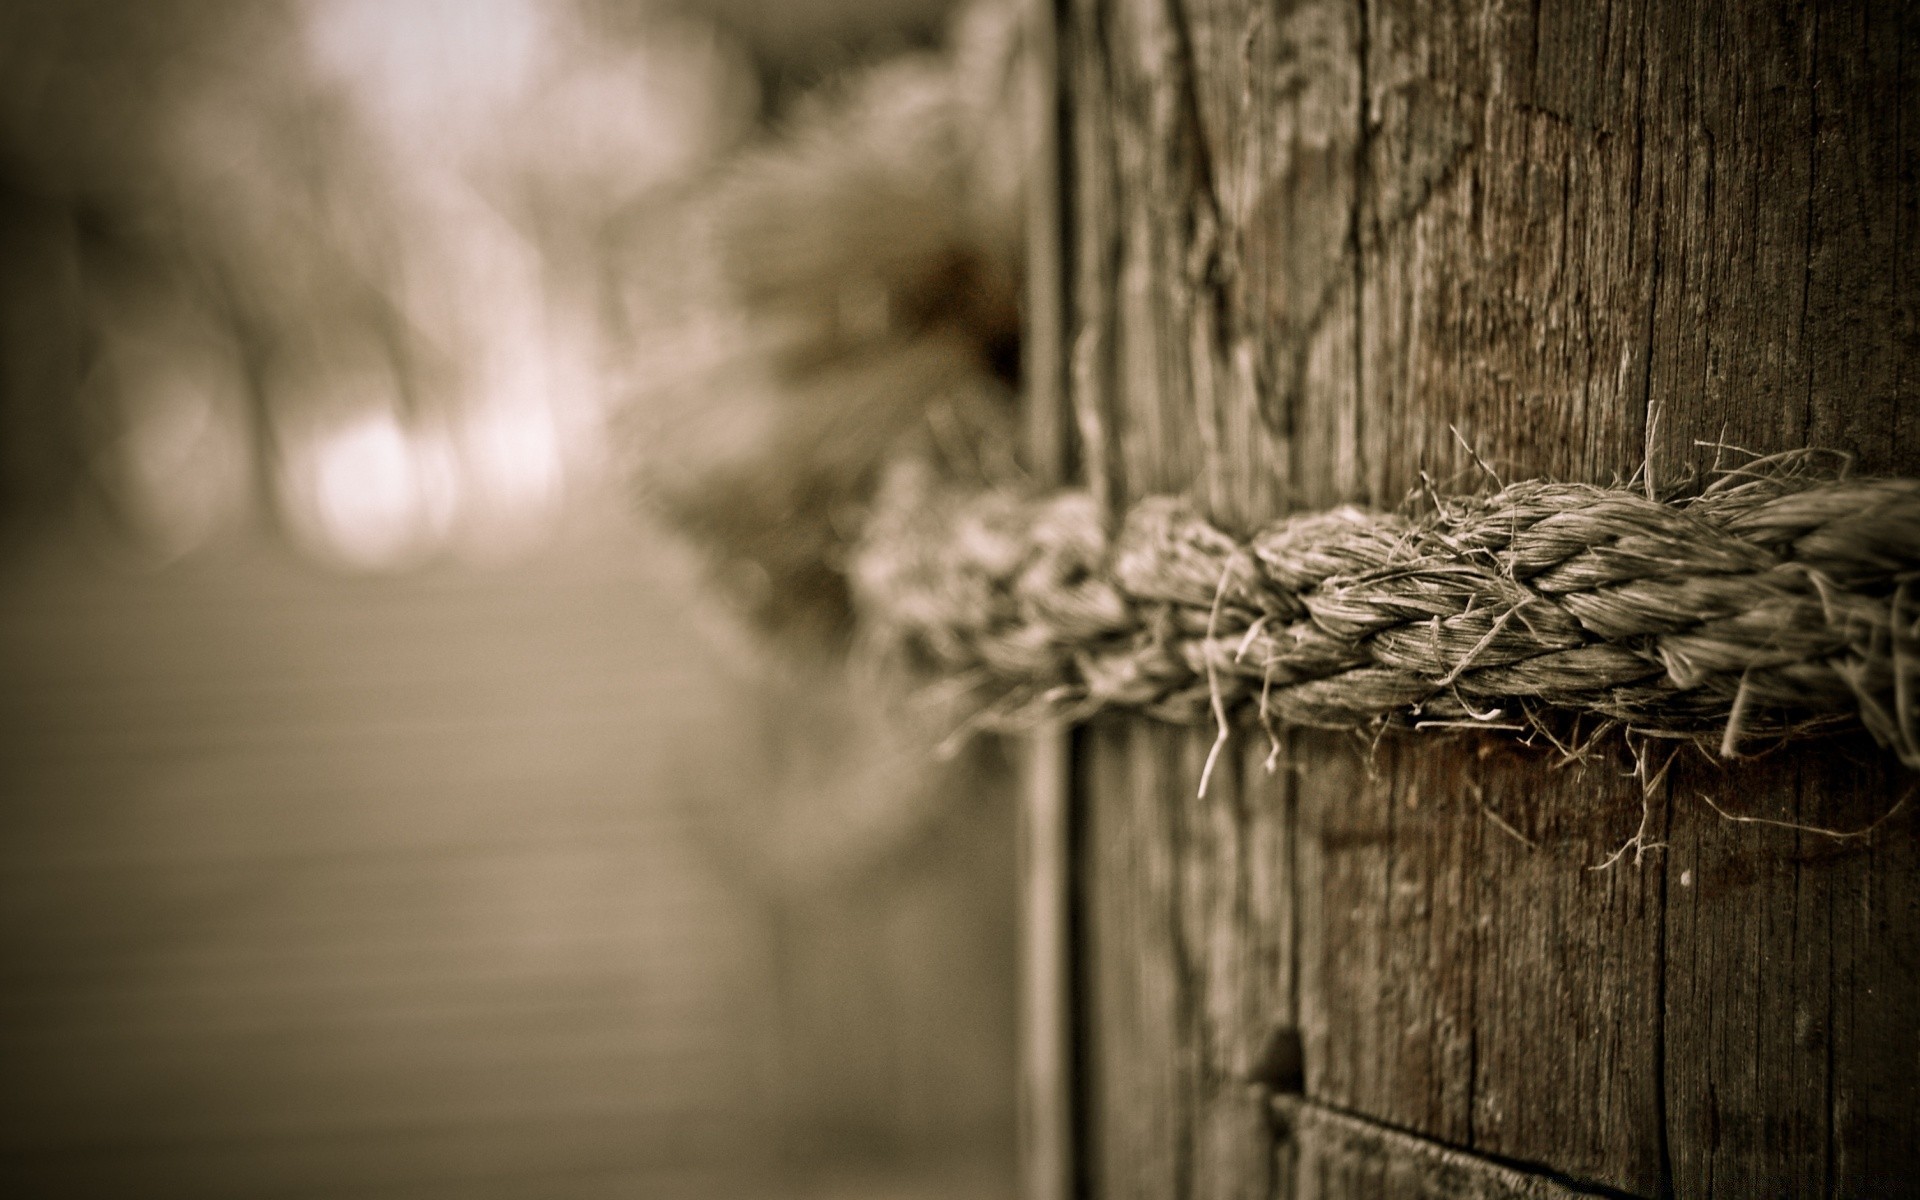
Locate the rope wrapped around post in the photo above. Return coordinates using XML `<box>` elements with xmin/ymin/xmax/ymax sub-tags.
<box><xmin>852</xmin><ymin>452</ymin><xmax>1920</xmax><ymax>770</ymax></box>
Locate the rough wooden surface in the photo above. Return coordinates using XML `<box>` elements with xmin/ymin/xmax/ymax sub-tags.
<box><xmin>1020</xmin><ymin>0</ymin><xmax>1078</xmax><ymax>1195</ymax></box>
<box><xmin>1274</xmin><ymin>1095</ymin><xmax>1622</xmax><ymax>1200</ymax></box>
<box><xmin>1078</xmin><ymin>723</ymin><xmax>1293</xmax><ymax>1200</ymax></box>
<box><xmin>1057</xmin><ymin>0</ymin><xmax>1919</xmax><ymax>1195</ymax></box>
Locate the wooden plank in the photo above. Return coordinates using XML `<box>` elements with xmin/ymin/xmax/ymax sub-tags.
<box><xmin>1061</xmin><ymin>0</ymin><xmax>1348</xmax><ymax>1186</ymax></box>
<box><xmin>1021</xmin><ymin>0</ymin><xmax>1077</xmax><ymax>1195</ymax></box>
<box><xmin>1662</xmin><ymin>748</ymin><xmax>1920</xmax><ymax>1195</ymax></box>
<box><xmin>1078</xmin><ymin>722</ymin><xmax>1187</xmax><ymax>1198</ymax></box>
<box><xmin>1060</xmin><ymin>0</ymin><xmax>1920</xmax><ymax>1193</ymax></box>
<box><xmin>1276</xmin><ymin>1095</ymin><xmax>1622</xmax><ymax>1200</ymax></box>
<box><xmin>1291</xmin><ymin>730</ymin><xmax>1664</xmax><ymax>1190</ymax></box>
<box><xmin>1078</xmin><ymin>720</ymin><xmax>1292</xmax><ymax>1200</ymax></box>
<box><xmin>1020</xmin><ymin>726</ymin><xmax>1075</xmax><ymax>1200</ymax></box>
<box><xmin>1644</xmin><ymin>5</ymin><xmax>1920</xmax><ymax>1193</ymax></box>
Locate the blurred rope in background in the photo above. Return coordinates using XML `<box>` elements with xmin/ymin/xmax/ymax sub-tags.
<box><xmin>0</xmin><ymin>0</ymin><xmax>756</xmax><ymax>567</ymax></box>
<box><xmin>0</xmin><ymin>2</ymin><xmax>1017</xmax><ymax>1196</ymax></box>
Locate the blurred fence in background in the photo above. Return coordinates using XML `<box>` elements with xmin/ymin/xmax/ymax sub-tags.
<box><xmin>0</xmin><ymin>515</ymin><xmax>1014</xmax><ymax>1199</ymax></box>
<box><xmin>0</xmin><ymin>1</ymin><xmax>1016</xmax><ymax>1196</ymax></box>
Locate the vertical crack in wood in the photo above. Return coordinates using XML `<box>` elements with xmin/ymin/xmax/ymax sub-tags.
<box><xmin>1159</xmin><ymin>0</ymin><xmax>1231</xmax><ymax>517</ymax></box>
<box><xmin>1799</xmin><ymin>8</ymin><xmax>1822</xmax><ymax>449</ymax></box>
<box><xmin>1652</xmin><ymin>769</ymin><xmax>1674</xmax><ymax>1197</ymax></box>
<box><xmin>1631</xmin><ymin>14</ymin><xmax>1661</xmax><ymax>498</ymax></box>
<box><xmin>1022</xmin><ymin>5</ymin><xmax>1079</xmax><ymax>1198</ymax></box>
<box><xmin>1808</xmin><ymin>755</ymin><xmax>1838</xmax><ymax>1199</ymax></box>
<box><xmin>1071</xmin><ymin>0</ymin><xmax>1123</xmax><ymax>516</ymax></box>
<box><xmin>1163</xmin><ymin>732</ymin><xmax>1198</xmax><ymax>1200</ymax></box>
<box><xmin>1279</xmin><ymin>728</ymin><xmax>1303</xmax><ymax>1200</ymax></box>
<box><xmin>1464</xmin><ymin>759</ymin><xmax>1482</xmax><ymax>1150</ymax></box>
<box><xmin>1159</xmin><ymin>0</ymin><xmax>1224</xmax><ymax>219</ymax></box>
<box><xmin>1824</xmin><ymin>842</ymin><xmax>1838</xmax><ymax>1197</ymax></box>
<box><xmin>1632</xmin><ymin>14</ymin><xmax>1676</xmax><ymax>1182</ymax></box>
<box><xmin>1893</xmin><ymin>7</ymin><xmax>1909</xmax><ymax>459</ymax></box>
<box><xmin>1350</xmin><ymin>0</ymin><xmax>1372</xmax><ymax>506</ymax></box>
<box><xmin>1066</xmin><ymin>2</ymin><xmax>1920</xmax><ymax>1194</ymax></box>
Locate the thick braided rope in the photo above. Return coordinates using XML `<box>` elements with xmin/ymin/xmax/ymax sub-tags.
<box><xmin>851</xmin><ymin>454</ymin><xmax>1920</xmax><ymax>767</ymax></box>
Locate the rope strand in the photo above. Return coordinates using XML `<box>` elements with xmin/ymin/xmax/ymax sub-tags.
<box><xmin>851</xmin><ymin>453</ymin><xmax>1920</xmax><ymax>767</ymax></box>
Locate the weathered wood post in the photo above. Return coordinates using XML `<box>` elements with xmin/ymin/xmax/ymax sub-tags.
<box><xmin>1022</xmin><ymin>1</ymin><xmax>1919</xmax><ymax>1195</ymax></box>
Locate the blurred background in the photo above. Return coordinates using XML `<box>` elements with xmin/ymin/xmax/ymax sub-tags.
<box><xmin>0</xmin><ymin>1</ymin><xmax>1017</xmax><ymax>1196</ymax></box>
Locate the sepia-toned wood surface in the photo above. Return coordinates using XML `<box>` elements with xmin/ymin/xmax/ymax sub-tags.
<box><xmin>1047</xmin><ymin>0</ymin><xmax>1919</xmax><ymax>1195</ymax></box>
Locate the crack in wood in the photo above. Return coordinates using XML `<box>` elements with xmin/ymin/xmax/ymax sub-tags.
<box><xmin>1059</xmin><ymin>1</ymin><xmax>1920</xmax><ymax>1195</ymax></box>
<box><xmin>1272</xmin><ymin>1094</ymin><xmax>1648</xmax><ymax>1199</ymax></box>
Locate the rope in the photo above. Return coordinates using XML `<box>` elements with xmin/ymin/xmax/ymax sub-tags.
<box><xmin>851</xmin><ymin>452</ymin><xmax>1920</xmax><ymax>768</ymax></box>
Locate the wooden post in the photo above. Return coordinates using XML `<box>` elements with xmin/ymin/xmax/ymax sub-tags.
<box><xmin>1020</xmin><ymin>2</ymin><xmax>1077</xmax><ymax>1198</ymax></box>
<box><xmin>1041</xmin><ymin>0</ymin><xmax>1920</xmax><ymax>1195</ymax></box>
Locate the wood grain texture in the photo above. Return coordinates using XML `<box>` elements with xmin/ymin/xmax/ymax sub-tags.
<box><xmin>1058</xmin><ymin>0</ymin><xmax>1920</xmax><ymax>1194</ymax></box>
<box><xmin>1022</xmin><ymin>0</ymin><xmax>1077</xmax><ymax>1195</ymax></box>
<box><xmin>1275</xmin><ymin>1095</ymin><xmax>1623</xmax><ymax>1200</ymax></box>
<box><xmin>1290</xmin><ymin>731</ymin><xmax>1665</xmax><ymax>1191</ymax></box>
<box><xmin>1077</xmin><ymin>721</ymin><xmax>1294</xmax><ymax>1200</ymax></box>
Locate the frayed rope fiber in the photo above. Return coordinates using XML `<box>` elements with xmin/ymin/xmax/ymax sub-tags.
<box><xmin>852</xmin><ymin>453</ymin><xmax>1920</xmax><ymax>769</ymax></box>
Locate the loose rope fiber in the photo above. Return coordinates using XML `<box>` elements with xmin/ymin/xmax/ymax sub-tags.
<box><xmin>852</xmin><ymin>451</ymin><xmax>1920</xmax><ymax>769</ymax></box>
